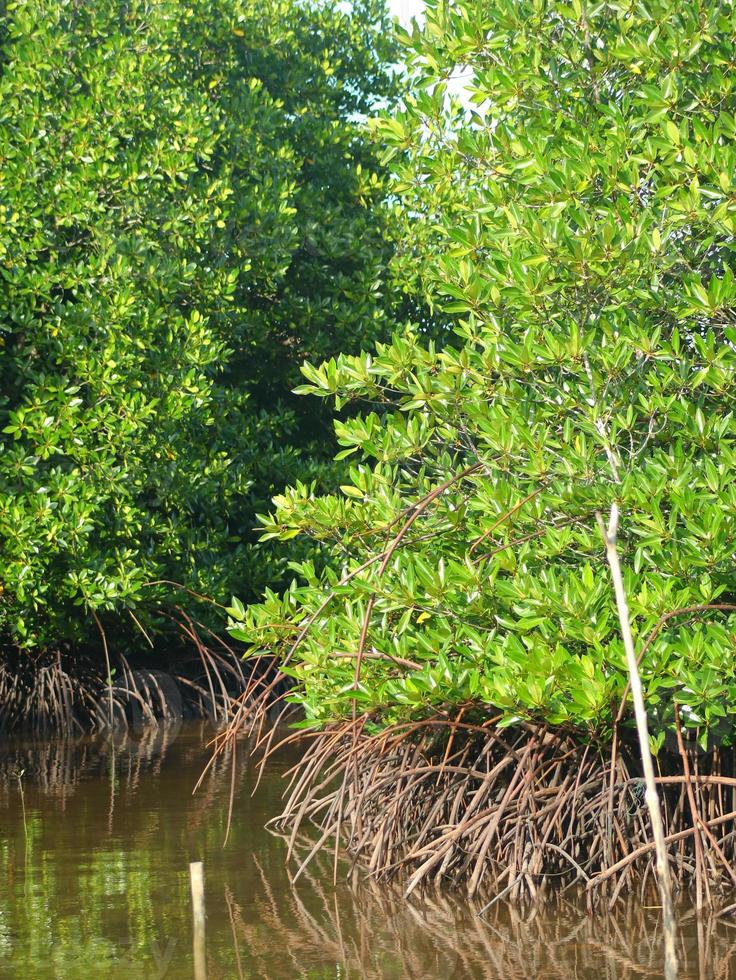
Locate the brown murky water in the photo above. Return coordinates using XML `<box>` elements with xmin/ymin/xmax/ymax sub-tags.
<box><xmin>0</xmin><ymin>724</ymin><xmax>734</xmax><ymax>979</ymax></box>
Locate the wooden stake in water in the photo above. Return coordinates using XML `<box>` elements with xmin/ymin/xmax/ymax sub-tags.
<box><xmin>16</xmin><ymin>768</ymin><xmax>27</xmax><ymax>843</ymax></box>
<box><xmin>189</xmin><ymin>861</ymin><xmax>207</xmax><ymax>980</ymax></box>
<box><xmin>599</xmin><ymin>504</ymin><xmax>678</xmax><ymax>980</ymax></box>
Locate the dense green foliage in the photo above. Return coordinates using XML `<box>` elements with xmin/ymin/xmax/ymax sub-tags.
<box><xmin>232</xmin><ymin>0</ymin><xmax>736</xmax><ymax>749</ymax></box>
<box><xmin>0</xmin><ymin>0</ymin><xmax>399</xmax><ymax>649</ymax></box>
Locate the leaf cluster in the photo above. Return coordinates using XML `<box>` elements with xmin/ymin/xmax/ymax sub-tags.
<box><xmin>232</xmin><ymin>0</ymin><xmax>736</xmax><ymax>748</ymax></box>
<box><xmin>0</xmin><ymin>0</ymin><xmax>401</xmax><ymax>648</ymax></box>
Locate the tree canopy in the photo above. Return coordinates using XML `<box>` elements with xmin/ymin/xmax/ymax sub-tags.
<box><xmin>232</xmin><ymin>0</ymin><xmax>736</xmax><ymax>750</ymax></box>
<box><xmin>0</xmin><ymin>0</ymin><xmax>399</xmax><ymax>649</ymax></box>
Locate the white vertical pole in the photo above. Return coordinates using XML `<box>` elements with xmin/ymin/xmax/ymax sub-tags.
<box><xmin>190</xmin><ymin>861</ymin><xmax>207</xmax><ymax>980</ymax></box>
<box><xmin>600</xmin><ymin>505</ymin><xmax>678</xmax><ymax>980</ymax></box>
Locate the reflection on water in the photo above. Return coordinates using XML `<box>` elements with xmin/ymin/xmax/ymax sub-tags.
<box><xmin>0</xmin><ymin>726</ymin><xmax>735</xmax><ymax>979</ymax></box>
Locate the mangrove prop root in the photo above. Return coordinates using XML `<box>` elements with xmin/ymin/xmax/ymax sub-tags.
<box><xmin>217</xmin><ymin>699</ymin><xmax>736</xmax><ymax>911</ymax></box>
<box><xmin>0</xmin><ymin>614</ymin><xmax>274</xmax><ymax>733</ymax></box>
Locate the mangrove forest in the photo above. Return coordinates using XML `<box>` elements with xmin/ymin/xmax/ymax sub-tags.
<box><xmin>3</xmin><ymin>0</ymin><xmax>736</xmax><ymax>977</ymax></box>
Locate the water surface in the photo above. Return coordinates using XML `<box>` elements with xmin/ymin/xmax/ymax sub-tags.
<box><xmin>0</xmin><ymin>725</ymin><xmax>734</xmax><ymax>979</ymax></box>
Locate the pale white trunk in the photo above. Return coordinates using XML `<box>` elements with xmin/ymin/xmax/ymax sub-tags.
<box><xmin>599</xmin><ymin>503</ymin><xmax>678</xmax><ymax>980</ymax></box>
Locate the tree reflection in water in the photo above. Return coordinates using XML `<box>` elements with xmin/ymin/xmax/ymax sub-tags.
<box><xmin>0</xmin><ymin>727</ymin><xmax>734</xmax><ymax>979</ymax></box>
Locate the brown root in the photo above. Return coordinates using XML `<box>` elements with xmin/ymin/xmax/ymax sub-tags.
<box><xmin>218</xmin><ymin>704</ymin><xmax>736</xmax><ymax>910</ymax></box>
<box><xmin>0</xmin><ymin>613</ymin><xmax>284</xmax><ymax>733</ymax></box>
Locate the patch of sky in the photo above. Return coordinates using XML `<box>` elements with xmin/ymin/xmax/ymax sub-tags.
<box><xmin>388</xmin><ymin>0</ymin><xmax>425</xmax><ymax>26</ymax></box>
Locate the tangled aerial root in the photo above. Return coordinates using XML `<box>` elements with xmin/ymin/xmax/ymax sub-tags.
<box><xmin>216</xmin><ymin>704</ymin><xmax>736</xmax><ymax>911</ymax></box>
<box><xmin>0</xmin><ymin>612</ymin><xmax>283</xmax><ymax>733</ymax></box>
